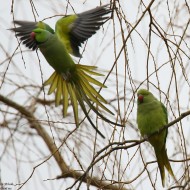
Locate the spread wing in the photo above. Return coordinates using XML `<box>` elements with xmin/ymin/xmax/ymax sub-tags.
<box><xmin>55</xmin><ymin>4</ymin><xmax>112</xmax><ymax>57</ymax></box>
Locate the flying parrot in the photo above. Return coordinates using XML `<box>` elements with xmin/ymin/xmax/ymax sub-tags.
<box><xmin>137</xmin><ymin>89</ymin><xmax>174</xmax><ymax>187</ymax></box>
<box><xmin>10</xmin><ymin>4</ymin><xmax>117</xmax><ymax>138</ymax></box>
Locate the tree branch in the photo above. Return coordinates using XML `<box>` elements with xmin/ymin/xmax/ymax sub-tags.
<box><xmin>0</xmin><ymin>94</ymin><xmax>128</xmax><ymax>190</ymax></box>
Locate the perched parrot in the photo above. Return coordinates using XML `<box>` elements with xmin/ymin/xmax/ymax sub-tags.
<box><xmin>137</xmin><ymin>89</ymin><xmax>174</xmax><ymax>187</ymax></box>
<box><xmin>10</xmin><ymin>4</ymin><xmax>117</xmax><ymax>138</ymax></box>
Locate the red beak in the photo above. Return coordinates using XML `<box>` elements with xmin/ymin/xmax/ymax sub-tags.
<box><xmin>30</xmin><ymin>32</ymin><xmax>35</xmax><ymax>40</ymax></box>
<box><xmin>138</xmin><ymin>94</ymin><xmax>144</xmax><ymax>103</ymax></box>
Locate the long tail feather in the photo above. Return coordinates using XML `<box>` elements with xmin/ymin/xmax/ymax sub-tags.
<box><xmin>62</xmin><ymin>80</ymin><xmax>69</xmax><ymax>117</ymax></box>
<box><xmin>44</xmin><ymin>64</ymin><xmax>123</xmax><ymax>138</ymax></box>
<box><xmin>77</xmin><ymin>83</ymin><xmax>121</xmax><ymax>126</ymax></box>
<box><xmin>48</xmin><ymin>74</ymin><xmax>59</xmax><ymax>94</ymax></box>
<box><xmin>163</xmin><ymin>148</ymin><xmax>175</xmax><ymax>178</ymax></box>
<box><xmin>80</xmin><ymin>78</ymin><xmax>107</xmax><ymax>104</ymax></box>
<box><xmin>55</xmin><ymin>77</ymin><xmax>62</xmax><ymax>106</ymax></box>
<box><xmin>155</xmin><ymin>146</ymin><xmax>175</xmax><ymax>187</ymax></box>
<box><xmin>78</xmin><ymin>69</ymin><xmax>106</xmax><ymax>87</ymax></box>
<box><xmin>74</xmin><ymin>88</ymin><xmax>105</xmax><ymax>138</ymax></box>
<box><xmin>67</xmin><ymin>82</ymin><xmax>79</xmax><ymax>126</ymax></box>
<box><xmin>155</xmin><ymin>149</ymin><xmax>166</xmax><ymax>187</ymax></box>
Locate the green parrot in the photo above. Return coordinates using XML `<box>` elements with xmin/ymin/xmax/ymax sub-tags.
<box><xmin>10</xmin><ymin>4</ymin><xmax>116</xmax><ymax>138</ymax></box>
<box><xmin>11</xmin><ymin>4</ymin><xmax>111</xmax><ymax>57</ymax></box>
<box><xmin>137</xmin><ymin>89</ymin><xmax>174</xmax><ymax>187</ymax></box>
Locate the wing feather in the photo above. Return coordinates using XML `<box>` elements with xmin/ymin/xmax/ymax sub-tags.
<box><xmin>55</xmin><ymin>4</ymin><xmax>112</xmax><ymax>57</ymax></box>
<box><xmin>10</xmin><ymin>20</ymin><xmax>54</xmax><ymax>50</ymax></box>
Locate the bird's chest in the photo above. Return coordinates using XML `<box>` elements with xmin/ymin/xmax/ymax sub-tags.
<box><xmin>137</xmin><ymin>106</ymin><xmax>165</xmax><ymax>136</ymax></box>
<box><xmin>39</xmin><ymin>41</ymin><xmax>75</xmax><ymax>73</ymax></box>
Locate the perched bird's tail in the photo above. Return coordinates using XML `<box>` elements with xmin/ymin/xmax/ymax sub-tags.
<box><xmin>44</xmin><ymin>64</ymin><xmax>119</xmax><ymax>138</ymax></box>
<box><xmin>155</xmin><ymin>146</ymin><xmax>175</xmax><ymax>187</ymax></box>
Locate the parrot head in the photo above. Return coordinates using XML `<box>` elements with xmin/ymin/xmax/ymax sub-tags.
<box><xmin>137</xmin><ymin>89</ymin><xmax>154</xmax><ymax>104</ymax></box>
<box><xmin>30</xmin><ymin>28</ymin><xmax>51</xmax><ymax>44</ymax></box>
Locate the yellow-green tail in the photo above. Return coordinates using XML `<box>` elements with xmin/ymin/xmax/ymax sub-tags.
<box><xmin>155</xmin><ymin>146</ymin><xmax>175</xmax><ymax>187</ymax></box>
<box><xmin>44</xmin><ymin>64</ymin><xmax>118</xmax><ymax>138</ymax></box>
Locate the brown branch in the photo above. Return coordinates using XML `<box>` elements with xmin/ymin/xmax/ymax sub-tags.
<box><xmin>71</xmin><ymin>109</ymin><xmax>190</xmax><ymax>186</ymax></box>
<box><xmin>0</xmin><ymin>94</ymin><xmax>128</xmax><ymax>190</ymax></box>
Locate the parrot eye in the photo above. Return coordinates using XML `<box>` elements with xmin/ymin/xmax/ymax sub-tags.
<box><xmin>138</xmin><ymin>94</ymin><xmax>144</xmax><ymax>103</ymax></box>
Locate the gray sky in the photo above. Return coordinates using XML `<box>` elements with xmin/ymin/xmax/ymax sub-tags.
<box><xmin>0</xmin><ymin>0</ymin><xmax>190</xmax><ymax>189</ymax></box>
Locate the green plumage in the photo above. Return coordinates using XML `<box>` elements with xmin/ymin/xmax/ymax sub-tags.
<box><xmin>10</xmin><ymin>5</ymin><xmax>115</xmax><ymax>138</ymax></box>
<box><xmin>55</xmin><ymin>15</ymin><xmax>77</xmax><ymax>56</ymax></box>
<box><xmin>35</xmin><ymin>29</ymin><xmax>75</xmax><ymax>72</ymax></box>
<box><xmin>11</xmin><ymin>4</ymin><xmax>111</xmax><ymax>57</ymax></box>
<box><xmin>137</xmin><ymin>89</ymin><xmax>174</xmax><ymax>187</ymax></box>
